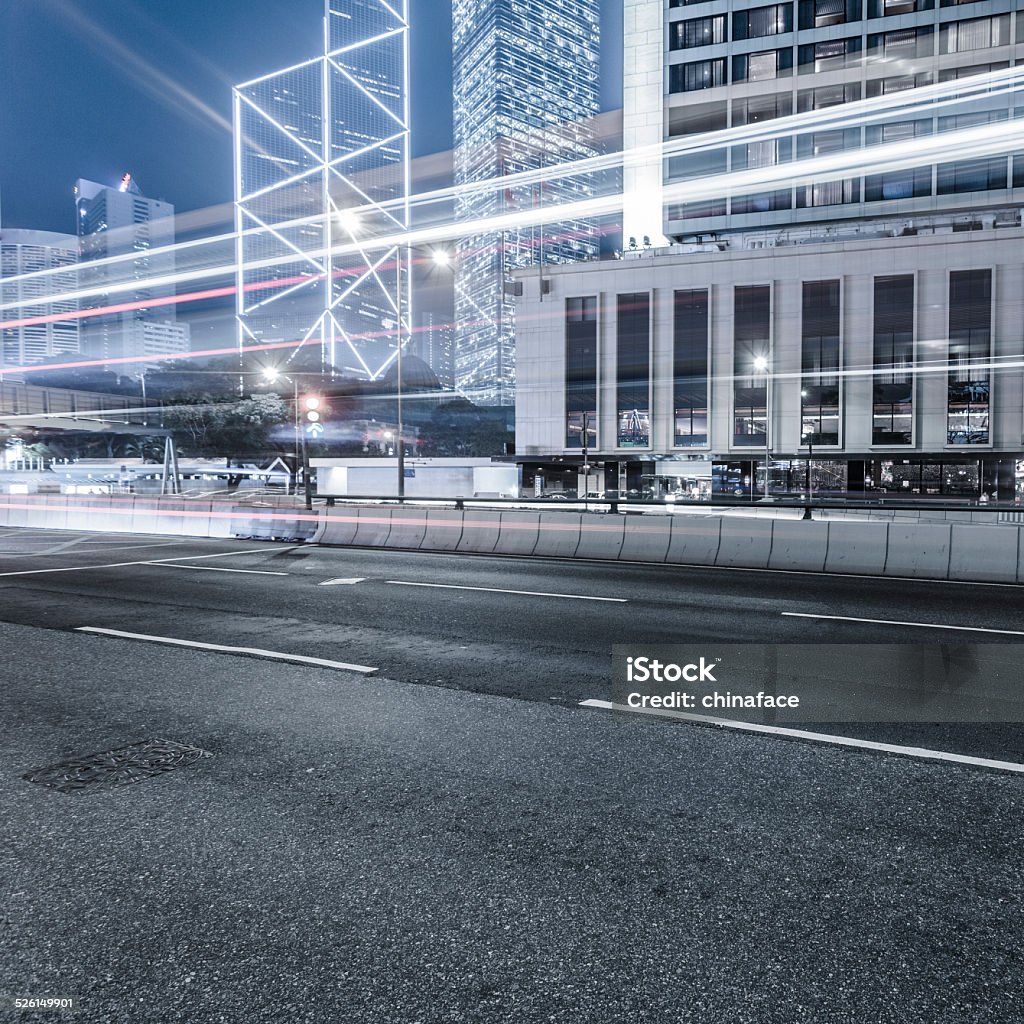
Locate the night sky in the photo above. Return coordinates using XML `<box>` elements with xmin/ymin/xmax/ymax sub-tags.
<box><xmin>0</xmin><ymin>0</ymin><xmax>623</xmax><ymax>235</ymax></box>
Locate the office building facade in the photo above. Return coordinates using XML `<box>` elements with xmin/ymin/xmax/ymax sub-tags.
<box><xmin>624</xmin><ymin>0</ymin><xmax>1024</xmax><ymax>242</ymax></box>
<box><xmin>513</xmin><ymin>214</ymin><xmax>1024</xmax><ymax>501</ymax></box>
<box><xmin>0</xmin><ymin>229</ymin><xmax>80</xmax><ymax>369</ymax></box>
<box><xmin>75</xmin><ymin>175</ymin><xmax>189</xmax><ymax>374</ymax></box>
<box><xmin>234</xmin><ymin>0</ymin><xmax>410</xmax><ymax>380</ymax></box>
<box><xmin>452</xmin><ymin>0</ymin><xmax>602</xmax><ymax>406</ymax></box>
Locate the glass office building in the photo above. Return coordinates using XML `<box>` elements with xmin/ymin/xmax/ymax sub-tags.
<box><xmin>452</xmin><ymin>0</ymin><xmax>601</xmax><ymax>406</ymax></box>
<box><xmin>234</xmin><ymin>0</ymin><xmax>409</xmax><ymax>379</ymax></box>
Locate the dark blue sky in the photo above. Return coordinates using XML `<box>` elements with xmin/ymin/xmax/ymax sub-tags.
<box><xmin>0</xmin><ymin>0</ymin><xmax>622</xmax><ymax>235</ymax></box>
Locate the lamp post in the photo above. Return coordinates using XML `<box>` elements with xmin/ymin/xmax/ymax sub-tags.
<box><xmin>581</xmin><ymin>411</ymin><xmax>590</xmax><ymax>512</ymax></box>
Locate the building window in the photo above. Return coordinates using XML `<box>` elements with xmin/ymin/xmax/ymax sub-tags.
<box><xmin>671</xmin><ymin>15</ymin><xmax>727</xmax><ymax>49</ymax></box>
<box><xmin>797</xmin><ymin>83</ymin><xmax>861</xmax><ymax>112</ymax></box>
<box><xmin>674</xmin><ymin>290</ymin><xmax>709</xmax><ymax>447</ymax></box>
<box><xmin>797</xmin><ymin>0</ymin><xmax>855</xmax><ymax>28</ymax></box>
<box><xmin>947</xmin><ymin>270</ymin><xmax>991</xmax><ymax>445</ymax></box>
<box><xmin>941</xmin><ymin>15</ymin><xmax>1009</xmax><ymax>53</ymax></box>
<box><xmin>733</xmin><ymin>48</ymin><xmax>793</xmax><ymax>83</ymax></box>
<box><xmin>670</xmin><ymin>58</ymin><xmax>727</xmax><ymax>93</ymax></box>
<box><xmin>733</xmin><ymin>92</ymin><xmax>793</xmax><ymax>125</ymax></box>
<box><xmin>798</xmin><ymin>37</ymin><xmax>861</xmax><ymax>73</ymax></box>
<box><xmin>866</xmin><ymin>73</ymin><xmax>933</xmax><ymax>98</ymax></box>
<box><xmin>565</xmin><ymin>297</ymin><xmax>598</xmax><ymax>450</ymax></box>
<box><xmin>796</xmin><ymin>130</ymin><xmax>860</xmax><ymax>207</ymax></box>
<box><xmin>616</xmin><ymin>293</ymin><xmax>651</xmax><ymax>448</ymax></box>
<box><xmin>868</xmin><ymin>27</ymin><xmax>934</xmax><ymax>59</ymax></box>
<box><xmin>873</xmin><ymin>276</ymin><xmax>914</xmax><ymax>445</ymax></box>
<box><xmin>801</xmin><ymin>281</ymin><xmax>841</xmax><ymax>446</ymax></box>
<box><xmin>733</xmin><ymin>4</ymin><xmax>793</xmax><ymax>40</ymax></box>
<box><xmin>866</xmin><ymin>0</ymin><xmax>931</xmax><ymax>15</ymax></box>
<box><xmin>733</xmin><ymin>286</ymin><xmax>771</xmax><ymax>446</ymax></box>
<box><xmin>937</xmin><ymin>156</ymin><xmax>1007</xmax><ymax>194</ymax></box>
<box><xmin>865</xmin><ymin>122</ymin><xmax>933</xmax><ymax>200</ymax></box>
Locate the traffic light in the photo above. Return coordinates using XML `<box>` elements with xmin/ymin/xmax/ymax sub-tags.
<box><xmin>302</xmin><ymin>395</ymin><xmax>324</xmax><ymax>438</ymax></box>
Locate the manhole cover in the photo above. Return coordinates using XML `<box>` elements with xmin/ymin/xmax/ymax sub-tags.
<box><xmin>22</xmin><ymin>739</ymin><xmax>212</xmax><ymax>794</ymax></box>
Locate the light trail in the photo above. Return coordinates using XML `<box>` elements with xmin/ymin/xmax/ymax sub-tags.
<box><xmin>4</xmin><ymin>63</ymin><xmax>1023</xmax><ymax>301</ymax></box>
<box><xmin>2</xmin><ymin>67</ymin><xmax>1024</xmax><ymax>315</ymax></box>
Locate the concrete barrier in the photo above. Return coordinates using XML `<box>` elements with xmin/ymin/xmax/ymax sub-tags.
<box><xmin>493</xmin><ymin>511</ymin><xmax>541</xmax><ymax>556</ymax></box>
<box><xmin>421</xmin><ymin>508</ymin><xmax>465</xmax><ymax>551</ymax></box>
<box><xmin>316</xmin><ymin>507</ymin><xmax>362</xmax><ymax>546</ymax></box>
<box><xmin>716</xmin><ymin>518</ymin><xmax>773</xmax><ymax>569</ymax></box>
<box><xmin>665</xmin><ymin>517</ymin><xmax>721</xmax><ymax>566</ymax></box>
<box><xmin>33</xmin><ymin>495</ymin><xmax>69</xmax><ymax>532</ymax></box>
<box><xmin>768</xmin><ymin>520</ymin><xmax>829</xmax><ymax>573</ymax></box>
<box><xmin>531</xmin><ymin>512</ymin><xmax>582</xmax><ymax>559</ymax></box>
<box><xmin>884</xmin><ymin>523</ymin><xmax>952</xmax><ymax>580</ymax></box>
<box><xmin>385</xmin><ymin>508</ymin><xmax>428</xmax><ymax>549</ymax></box>
<box><xmin>575</xmin><ymin>516</ymin><xmax>626</xmax><ymax>560</ymax></box>
<box><xmin>353</xmin><ymin>507</ymin><xmax>393</xmax><ymax>547</ymax></box>
<box><xmin>457</xmin><ymin>509</ymin><xmax>502</xmax><ymax>554</ymax></box>
<box><xmin>948</xmin><ymin>524</ymin><xmax>1020</xmax><ymax>584</ymax></box>
<box><xmin>824</xmin><ymin>521</ymin><xmax>889</xmax><ymax>576</ymax></box>
<box><xmin>618</xmin><ymin>516</ymin><xmax>673</xmax><ymax>563</ymax></box>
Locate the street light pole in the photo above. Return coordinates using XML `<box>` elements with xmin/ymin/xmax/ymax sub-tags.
<box><xmin>396</xmin><ymin>241</ymin><xmax>405</xmax><ymax>502</ymax></box>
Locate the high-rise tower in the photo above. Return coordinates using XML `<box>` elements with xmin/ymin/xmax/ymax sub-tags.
<box><xmin>452</xmin><ymin>0</ymin><xmax>601</xmax><ymax>406</ymax></box>
<box><xmin>233</xmin><ymin>0</ymin><xmax>411</xmax><ymax>379</ymax></box>
<box><xmin>74</xmin><ymin>175</ymin><xmax>190</xmax><ymax>374</ymax></box>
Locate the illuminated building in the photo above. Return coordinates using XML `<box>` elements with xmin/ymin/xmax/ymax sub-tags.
<box><xmin>0</xmin><ymin>228</ymin><xmax>80</xmax><ymax>369</ymax></box>
<box><xmin>233</xmin><ymin>0</ymin><xmax>410</xmax><ymax>380</ymax></box>
<box><xmin>452</xmin><ymin>0</ymin><xmax>602</xmax><ymax>406</ymax></box>
<box><xmin>625</xmin><ymin>0</ymin><xmax>1024</xmax><ymax>243</ymax></box>
<box><xmin>74</xmin><ymin>175</ymin><xmax>189</xmax><ymax>373</ymax></box>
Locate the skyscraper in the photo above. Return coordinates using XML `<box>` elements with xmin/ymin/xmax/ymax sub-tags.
<box><xmin>452</xmin><ymin>0</ymin><xmax>601</xmax><ymax>407</ymax></box>
<box><xmin>233</xmin><ymin>0</ymin><xmax>410</xmax><ymax>379</ymax></box>
<box><xmin>626</xmin><ymin>0</ymin><xmax>1024</xmax><ymax>243</ymax></box>
<box><xmin>0</xmin><ymin>228</ymin><xmax>80</xmax><ymax>370</ymax></box>
<box><xmin>75</xmin><ymin>175</ymin><xmax>190</xmax><ymax>374</ymax></box>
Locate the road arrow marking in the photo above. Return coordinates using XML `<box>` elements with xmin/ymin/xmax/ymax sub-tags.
<box><xmin>319</xmin><ymin>577</ymin><xmax>367</xmax><ymax>586</ymax></box>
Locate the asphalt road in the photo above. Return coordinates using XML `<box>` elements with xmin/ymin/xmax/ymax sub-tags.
<box><xmin>2</xmin><ymin>527</ymin><xmax>1024</xmax><ymax>1022</ymax></box>
<box><xmin>0</xmin><ymin>526</ymin><xmax>1023</xmax><ymax>756</ymax></box>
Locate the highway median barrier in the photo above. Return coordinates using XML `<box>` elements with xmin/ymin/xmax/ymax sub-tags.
<box><xmin>575</xmin><ymin>515</ymin><xmax>626</xmax><ymax>560</ymax></box>
<box><xmin>884</xmin><ymin>522</ymin><xmax>952</xmax><ymax>580</ymax></box>
<box><xmin>457</xmin><ymin>509</ymin><xmax>502</xmax><ymax>554</ymax></box>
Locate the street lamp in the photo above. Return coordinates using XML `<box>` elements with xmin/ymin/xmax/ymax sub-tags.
<box><xmin>753</xmin><ymin>353</ymin><xmax>772</xmax><ymax>500</ymax></box>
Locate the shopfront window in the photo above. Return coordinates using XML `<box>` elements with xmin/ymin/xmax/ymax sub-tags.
<box><xmin>947</xmin><ymin>269</ymin><xmax>991</xmax><ymax>445</ymax></box>
<box><xmin>801</xmin><ymin>280</ymin><xmax>840</xmax><ymax>445</ymax></box>
<box><xmin>617</xmin><ymin>293</ymin><xmax>651</xmax><ymax>447</ymax></box>
<box><xmin>674</xmin><ymin>289</ymin><xmax>709</xmax><ymax>447</ymax></box>
<box><xmin>733</xmin><ymin>286</ymin><xmax>771</xmax><ymax>446</ymax></box>
<box><xmin>873</xmin><ymin>275</ymin><xmax>914</xmax><ymax>444</ymax></box>
<box><xmin>565</xmin><ymin>296</ymin><xmax>598</xmax><ymax>449</ymax></box>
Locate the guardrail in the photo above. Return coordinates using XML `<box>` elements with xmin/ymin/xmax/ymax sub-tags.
<box><xmin>316</xmin><ymin>492</ymin><xmax>1023</xmax><ymax>520</ymax></box>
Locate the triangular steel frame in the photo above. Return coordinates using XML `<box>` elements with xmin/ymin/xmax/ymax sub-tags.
<box><xmin>233</xmin><ymin>0</ymin><xmax>411</xmax><ymax>378</ymax></box>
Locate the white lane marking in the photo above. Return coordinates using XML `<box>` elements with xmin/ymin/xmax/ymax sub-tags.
<box><xmin>579</xmin><ymin>699</ymin><xmax>1024</xmax><ymax>775</ymax></box>
<box><xmin>386</xmin><ymin>580</ymin><xmax>627</xmax><ymax>603</ymax></box>
<box><xmin>75</xmin><ymin>627</ymin><xmax>378</xmax><ymax>675</ymax></box>
<box><xmin>143</xmin><ymin>562</ymin><xmax>289</xmax><ymax>576</ymax></box>
<box><xmin>782</xmin><ymin>611</ymin><xmax>1024</xmax><ymax>636</ymax></box>
<box><xmin>320</xmin><ymin>577</ymin><xmax>367</xmax><ymax>586</ymax></box>
<box><xmin>0</xmin><ymin>546</ymin><xmax>291</xmax><ymax>579</ymax></box>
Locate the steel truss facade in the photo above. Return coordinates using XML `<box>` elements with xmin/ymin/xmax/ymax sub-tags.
<box><xmin>233</xmin><ymin>0</ymin><xmax>410</xmax><ymax>379</ymax></box>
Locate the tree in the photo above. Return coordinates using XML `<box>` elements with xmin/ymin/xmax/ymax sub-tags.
<box><xmin>161</xmin><ymin>392</ymin><xmax>290</xmax><ymax>458</ymax></box>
